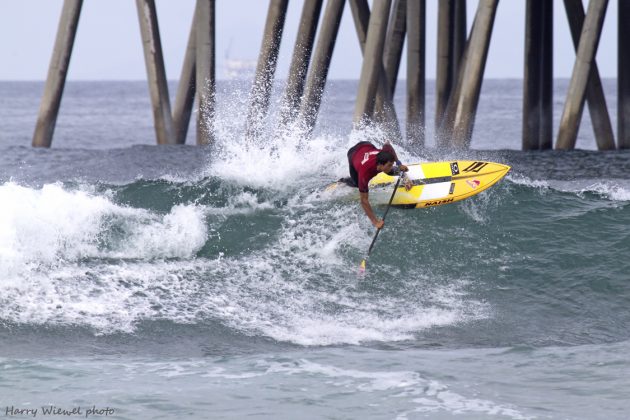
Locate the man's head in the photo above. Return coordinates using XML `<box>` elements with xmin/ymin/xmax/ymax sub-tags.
<box><xmin>376</xmin><ymin>150</ymin><xmax>395</xmax><ymax>173</ymax></box>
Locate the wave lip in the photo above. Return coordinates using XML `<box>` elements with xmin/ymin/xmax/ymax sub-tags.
<box><xmin>0</xmin><ymin>182</ymin><xmax>207</xmax><ymax>270</ymax></box>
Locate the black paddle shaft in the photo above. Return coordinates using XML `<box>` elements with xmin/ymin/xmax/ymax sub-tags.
<box><xmin>365</xmin><ymin>176</ymin><xmax>402</xmax><ymax>257</ymax></box>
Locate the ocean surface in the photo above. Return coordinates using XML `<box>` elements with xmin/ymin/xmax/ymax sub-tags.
<box><xmin>1</xmin><ymin>79</ymin><xmax>629</xmax><ymax>419</ymax></box>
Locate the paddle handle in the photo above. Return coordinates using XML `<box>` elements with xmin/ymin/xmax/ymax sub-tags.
<box><xmin>365</xmin><ymin>175</ymin><xmax>402</xmax><ymax>258</ymax></box>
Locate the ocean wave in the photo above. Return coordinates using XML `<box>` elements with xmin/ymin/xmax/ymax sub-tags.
<box><xmin>576</xmin><ymin>181</ymin><xmax>630</xmax><ymax>202</ymax></box>
<box><xmin>3</xmin><ymin>160</ymin><xmax>630</xmax><ymax>346</ymax></box>
<box><xmin>507</xmin><ymin>174</ymin><xmax>630</xmax><ymax>202</ymax></box>
<box><xmin>0</xmin><ymin>181</ymin><xmax>487</xmax><ymax>342</ymax></box>
<box><xmin>0</xmin><ymin>182</ymin><xmax>207</xmax><ymax>270</ymax></box>
<box><xmin>263</xmin><ymin>359</ymin><xmax>531</xmax><ymax>419</ymax></box>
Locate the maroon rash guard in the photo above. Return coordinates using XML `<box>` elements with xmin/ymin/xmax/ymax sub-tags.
<box><xmin>349</xmin><ymin>142</ymin><xmax>399</xmax><ymax>193</ymax></box>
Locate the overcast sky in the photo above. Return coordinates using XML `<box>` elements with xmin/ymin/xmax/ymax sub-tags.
<box><xmin>0</xmin><ymin>0</ymin><xmax>620</xmax><ymax>80</ymax></box>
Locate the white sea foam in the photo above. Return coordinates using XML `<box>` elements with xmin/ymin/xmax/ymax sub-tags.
<box><xmin>577</xmin><ymin>181</ymin><xmax>630</xmax><ymax>202</ymax></box>
<box><xmin>0</xmin><ymin>182</ymin><xmax>109</xmax><ymax>267</ymax></box>
<box><xmin>110</xmin><ymin>204</ymin><xmax>208</xmax><ymax>259</ymax></box>
<box><xmin>39</xmin><ymin>352</ymin><xmax>533</xmax><ymax>418</ymax></box>
<box><xmin>0</xmin><ymin>189</ymin><xmax>484</xmax><ymax>341</ymax></box>
<box><xmin>406</xmin><ymin>385</ymin><xmax>533</xmax><ymax>419</ymax></box>
<box><xmin>506</xmin><ymin>173</ymin><xmax>550</xmax><ymax>189</ymax></box>
<box><xmin>208</xmin><ymin>132</ymin><xmax>348</xmax><ymax>189</ymax></box>
<box><xmin>507</xmin><ymin>174</ymin><xmax>630</xmax><ymax>202</ymax></box>
<box><xmin>0</xmin><ymin>258</ymin><xmax>213</xmax><ymax>332</ymax></box>
<box><xmin>263</xmin><ymin>359</ymin><xmax>531</xmax><ymax>419</ymax></box>
<box><xmin>202</xmin><ymin>191</ymin><xmax>277</xmax><ymax>218</ymax></box>
<box><xmin>0</xmin><ymin>182</ymin><xmax>207</xmax><ymax>276</ymax></box>
<box><xmin>207</xmin><ymin>115</ymin><xmax>422</xmax><ymax>191</ymax></box>
<box><xmin>0</xmin><ymin>181</ymin><xmax>212</xmax><ymax>331</ymax></box>
<box><xmin>186</xmin><ymin>203</ymin><xmax>489</xmax><ymax>346</ymax></box>
<box><xmin>0</xmin><ymin>180</ymin><xmax>485</xmax><ymax>342</ymax></box>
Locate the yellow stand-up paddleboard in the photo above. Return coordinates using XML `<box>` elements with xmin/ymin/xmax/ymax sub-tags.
<box><xmin>328</xmin><ymin>160</ymin><xmax>510</xmax><ymax>208</ymax></box>
<box><xmin>371</xmin><ymin>160</ymin><xmax>510</xmax><ymax>208</ymax></box>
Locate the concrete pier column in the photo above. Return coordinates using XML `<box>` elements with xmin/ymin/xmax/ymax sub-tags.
<box><xmin>353</xmin><ymin>0</ymin><xmax>392</xmax><ymax>125</ymax></box>
<box><xmin>374</xmin><ymin>0</ymin><xmax>406</xmax><ymax>116</ymax></box>
<box><xmin>136</xmin><ymin>0</ymin><xmax>176</xmax><ymax>145</ymax></box>
<box><xmin>245</xmin><ymin>0</ymin><xmax>289</xmax><ymax>140</ymax></box>
<box><xmin>173</xmin><ymin>7</ymin><xmax>197</xmax><ymax>145</ymax></box>
<box><xmin>297</xmin><ymin>0</ymin><xmax>345</xmax><ymax>136</ymax></box>
<box><xmin>563</xmin><ymin>0</ymin><xmax>614</xmax><ymax>150</ymax></box>
<box><xmin>32</xmin><ymin>0</ymin><xmax>83</xmax><ymax>148</ymax></box>
<box><xmin>523</xmin><ymin>0</ymin><xmax>542</xmax><ymax>150</ymax></box>
<box><xmin>406</xmin><ymin>0</ymin><xmax>425</xmax><ymax>146</ymax></box>
<box><xmin>196</xmin><ymin>0</ymin><xmax>216</xmax><ymax>145</ymax></box>
<box><xmin>436</xmin><ymin>0</ymin><xmax>467</xmax><ymax>147</ymax></box>
<box><xmin>618</xmin><ymin>0</ymin><xmax>630</xmax><ymax>149</ymax></box>
<box><xmin>453</xmin><ymin>0</ymin><xmax>467</xmax><ymax>79</ymax></box>
<box><xmin>539</xmin><ymin>0</ymin><xmax>553</xmax><ymax>149</ymax></box>
<box><xmin>435</xmin><ymin>0</ymin><xmax>454</xmax><ymax>136</ymax></box>
<box><xmin>279</xmin><ymin>0</ymin><xmax>323</xmax><ymax>127</ymax></box>
<box><xmin>523</xmin><ymin>0</ymin><xmax>553</xmax><ymax>150</ymax></box>
<box><xmin>556</xmin><ymin>0</ymin><xmax>609</xmax><ymax>150</ymax></box>
<box><xmin>447</xmin><ymin>0</ymin><xmax>499</xmax><ymax>148</ymax></box>
<box><xmin>350</xmin><ymin>0</ymin><xmax>402</xmax><ymax>140</ymax></box>
<box><xmin>349</xmin><ymin>0</ymin><xmax>370</xmax><ymax>47</ymax></box>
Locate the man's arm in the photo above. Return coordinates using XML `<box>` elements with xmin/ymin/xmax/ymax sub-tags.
<box><xmin>383</xmin><ymin>141</ymin><xmax>412</xmax><ymax>189</ymax></box>
<box><xmin>360</xmin><ymin>192</ymin><xmax>384</xmax><ymax>229</ymax></box>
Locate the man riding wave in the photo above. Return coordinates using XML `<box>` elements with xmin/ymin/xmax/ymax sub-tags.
<box><xmin>340</xmin><ymin>141</ymin><xmax>412</xmax><ymax>228</ymax></box>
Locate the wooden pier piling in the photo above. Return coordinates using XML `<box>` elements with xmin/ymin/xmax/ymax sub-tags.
<box><xmin>453</xmin><ymin>0</ymin><xmax>467</xmax><ymax>81</ymax></box>
<box><xmin>523</xmin><ymin>0</ymin><xmax>553</xmax><ymax>150</ymax></box>
<box><xmin>442</xmin><ymin>0</ymin><xmax>499</xmax><ymax>148</ymax></box>
<box><xmin>32</xmin><ymin>0</ymin><xmax>83</xmax><ymax>148</ymax></box>
<box><xmin>435</xmin><ymin>0</ymin><xmax>467</xmax><ymax>147</ymax></box>
<box><xmin>136</xmin><ymin>0</ymin><xmax>176</xmax><ymax>145</ymax></box>
<box><xmin>406</xmin><ymin>0</ymin><xmax>425</xmax><ymax>146</ymax></box>
<box><xmin>563</xmin><ymin>0</ymin><xmax>614</xmax><ymax>150</ymax></box>
<box><xmin>279</xmin><ymin>0</ymin><xmax>323</xmax><ymax>128</ymax></box>
<box><xmin>353</xmin><ymin>0</ymin><xmax>392</xmax><ymax>125</ymax></box>
<box><xmin>196</xmin><ymin>0</ymin><xmax>216</xmax><ymax>146</ymax></box>
<box><xmin>29</xmin><ymin>0</ymin><xmax>628</xmax><ymax>154</ymax></box>
<box><xmin>539</xmin><ymin>0</ymin><xmax>553</xmax><ymax>150</ymax></box>
<box><xmin>620</xmin><ymin>0</ymin><xmax>630</xmax><ymax>149</ymax></box>
<box><xmin>556</xmin><ymin>0</ymin><xmax>609</xmax><ymax>150</ymax></box>
<box><xmin>297</xmin><ymin>0</ymin><xmax>345</xmax><ymax>136</ymax></box>
<box><xmin>523</xmin><ymin>0</ymin><xmax>542</xmax><ymax>150</ymax></box>
<box><xmin>172</xmin><ymin>7</ymin><xmax>198</xmax><ymax>145</ymax></box>
<box><xmin>374</xmin><ymin>0</ymin><xmax>406</xmax><ymax>118</ymax></box>
<box><xmin>245</xmin><ymin>0</ymin><xmax>288</xmax><ymax>139</ymax></box>
<box><xmin>349</xmin><ymin>0</ymin><xmax>402</xmax><ymax>140</ymax></box>
<box><xmin>435</xmin><ymin>0</ymin><xmax>454</xmax><ymax>139</ymax></box>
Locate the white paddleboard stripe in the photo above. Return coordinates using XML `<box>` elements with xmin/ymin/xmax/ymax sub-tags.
<box><xmin>407</xmin><ymin>165</ymin><xmax>424</xmax><ymax>180</ymax></box>
<box><xmin>419</xmin><ymin>182</ymin><xmax>452</xmax><ymax>200</ymax></box>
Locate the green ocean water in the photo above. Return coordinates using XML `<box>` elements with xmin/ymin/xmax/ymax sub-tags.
<box><xmin>1</xmin><ymin>81</ymin><xmax>629</xmax><ymax>419</ymax></box>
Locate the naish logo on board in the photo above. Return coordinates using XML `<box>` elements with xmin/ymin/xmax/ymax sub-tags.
<box><xmin>424</xmin><ymin>198</ymin><xmax>454</xmax><ymax>206</ymax></box>
<box><xmin>463</xmin><ymin>161</ymin><xmax>488</xmax><ymax>173</ymax></box>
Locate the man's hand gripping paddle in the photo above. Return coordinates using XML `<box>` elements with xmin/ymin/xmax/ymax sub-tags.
<box><xmin>359</xmin><ymin>175</ymin><xmax>402</xmax><ymax>273</ymax></box>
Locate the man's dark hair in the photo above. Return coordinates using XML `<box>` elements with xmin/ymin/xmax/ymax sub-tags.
<box><xmin>376</xmin><ymin>150</ymin><xmax>395</xmax><ymax>165</ymax></box>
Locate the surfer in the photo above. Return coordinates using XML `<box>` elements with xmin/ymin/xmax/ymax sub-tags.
<box><xmin>342</xmin><ymin>141</ymin><xmax>412</xmax><ymax>229</ymax></box>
